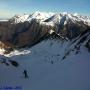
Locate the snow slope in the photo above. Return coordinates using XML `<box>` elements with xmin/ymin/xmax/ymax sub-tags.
<box><xmin>0</xmin><ymin>37</ymin><xmax>90</xmax><ymax>90</ymax></box>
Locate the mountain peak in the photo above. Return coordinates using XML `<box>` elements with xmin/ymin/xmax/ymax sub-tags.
<box><xmin>9</xmin><ymin>12</ymin><xmax>90</xmax><ymax>26</ymax></box>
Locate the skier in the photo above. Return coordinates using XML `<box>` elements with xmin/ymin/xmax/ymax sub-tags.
<box><xmin>23</xmin><ymin>70</ymin><xmax>28</xmax><ymax>78</ymax></box>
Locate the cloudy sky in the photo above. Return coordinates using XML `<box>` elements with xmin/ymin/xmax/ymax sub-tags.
<box><xmin>0</xmin><ymin>0</ymin><xmax>90</xmax><ymax>18</ymax></box>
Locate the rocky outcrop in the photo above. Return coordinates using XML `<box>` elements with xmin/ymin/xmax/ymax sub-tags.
<box><xmin>0</xmin><ymin>20</ymin><xmax>54</xmax><ymax>50</ymax></box>
<box><xmin>56</xmin><ymin>19</ymin><xmax>88</xmax><ymax>39</ymax></box>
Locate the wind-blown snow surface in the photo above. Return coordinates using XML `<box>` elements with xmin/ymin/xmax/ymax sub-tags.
<box><xmin>0</xmin><ymin>38</ymin><xmax>90</xmax><ymax>90</ymax></box>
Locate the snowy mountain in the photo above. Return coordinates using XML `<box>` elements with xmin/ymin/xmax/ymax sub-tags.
<box><xmin>9</xmin><ymin>12</ymin><xmax>55</xmax><ymax>23</ymax></box>
<box><xmin>0</xmin><ymin>12</ymin><xmax>89</xmax><ymax>49</ymax></box>
<box><xmin>9</xmin><ymin>12</ymin><xmax>90</xmax><ymax>26</ymax></box>
<box><xmin>0</xmin><ymin>12</ymin><xmax>90</xmax><ymax>90</ymax></box>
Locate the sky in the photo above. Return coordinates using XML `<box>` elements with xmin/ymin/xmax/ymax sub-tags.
<box><xmin>0</xmin><ymin>0</ymin><xmax>90</xmax><ymax>18</ymax></box>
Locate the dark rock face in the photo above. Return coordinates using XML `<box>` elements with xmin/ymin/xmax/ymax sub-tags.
<box><xmin>0</xmin><ymin>17</ymin><xmax>90</xmax><ymax>51</ymax></box>
<box><xmin>0</xmin><ymin>20</ymin><xmax>54</xmax><ymax>49</ymax></box>
<box><xmin>56</xmin><ymin>19</ymin><xmax>88</xmax><ymax>39</ymax></box>
<box><xmin>0</xmin><ymin>55</ymin><xmax>19</xmax><ymax>67</ymax></box>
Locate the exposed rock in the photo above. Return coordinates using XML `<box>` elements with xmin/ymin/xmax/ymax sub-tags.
<box><xmin>0</xmin><ymin>20</ymin><xmax>54</xmax><ymax>49</ymax></box>
<box><xmin>0</xmin><ymin>13</ymin><xmax>90</xmax><ymax>52</ymax></box>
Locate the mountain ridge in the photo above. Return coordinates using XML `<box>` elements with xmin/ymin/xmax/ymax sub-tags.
<box><xmin>9</xmin><ymin>12</ymin><xmax>90</xmax><ymax>26</ymax></box>
<box><xmin>0</xmin><ymin>12</ymin><xmax>90</xmax><ymax>53</ymax></box>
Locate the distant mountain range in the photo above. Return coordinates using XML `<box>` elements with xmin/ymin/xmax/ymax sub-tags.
<box><xmin>0</xmin><ymin>18</ymin><xmax>9</xmax><ymax>21</ymax></box>
<box><xmin>9</xmin><ymin>12</ymin><xmax>90</xmax><ymax>25</ymax></box>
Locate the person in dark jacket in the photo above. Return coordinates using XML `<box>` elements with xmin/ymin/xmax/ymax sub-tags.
<box><xmin>23</xmin><ymin>70</ymin><xmax>28</xmax><ymax>78</ymax></box>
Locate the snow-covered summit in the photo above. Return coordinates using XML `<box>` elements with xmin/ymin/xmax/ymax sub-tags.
<box><xmin>9</xmin><ymin>14</ymin><xmax>29</xmax><ymax>23</ymax></box>
<box><xmin>9</xmin><ymin>12</ymin><xmax>90</xmax><ymax>26</ymax></box>
<box><xmin>9</xmin><ymin>12</ymin><xmax>55</xmax><ymax>23</ymax></box>
<box><xmin>27</xmin><ymin>11</ymin><xmax>55</xmax><ymax>22</ymax></box>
